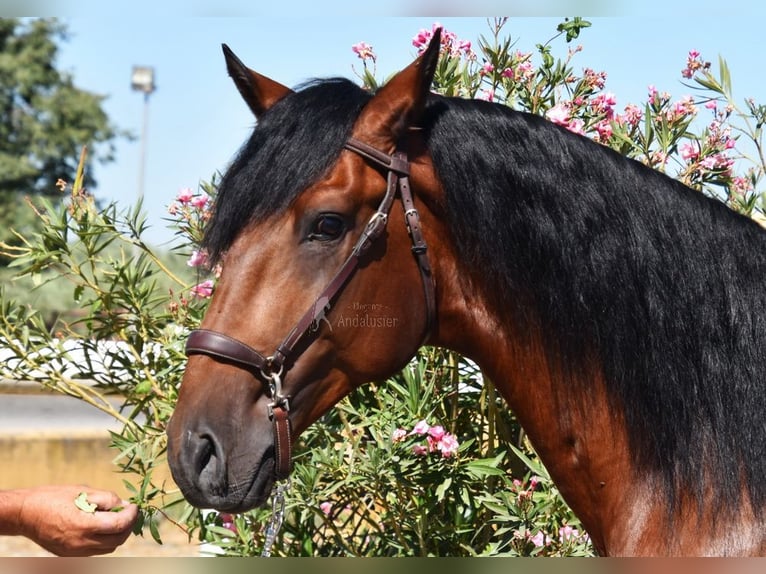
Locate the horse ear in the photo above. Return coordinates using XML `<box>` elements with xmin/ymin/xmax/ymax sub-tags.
<box><xmin>352</xmin><ymin>28</ymin><xmax>441</xmax><ymax>150</ymax></box>
<box><xmin>222</xmin><ymin>44</ymin><xmax>293</xmax><ymax>118</ymax></box>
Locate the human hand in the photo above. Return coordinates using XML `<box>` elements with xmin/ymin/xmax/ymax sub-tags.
<box><xmin>16</xmin><ymin>485</ymin><xmax>139</xmax><ymax>556</ymax></box>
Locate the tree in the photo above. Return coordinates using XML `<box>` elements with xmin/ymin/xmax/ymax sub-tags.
<box><xmin>0</xmin><ymin>18</ymin><xmax>125</xmax><ymax>263</ymax></box>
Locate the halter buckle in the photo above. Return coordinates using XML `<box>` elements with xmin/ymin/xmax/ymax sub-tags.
<box><xmin>267</xmin><ymin>397</ymin><xmax>290</xmax><ymax>419</ymax></box>
<box><xmin>365</xmin><ymin>211</ymin><xmax>388</xmax><ymax>236</ymax></box>
<box><xmin>264</xmin><ymin>369</ymin><xmax>290</xmax><ymax>417</ymax></box>
<box><xmin>352</xmin><ymin>211</ymin><xmax>388</xmax><ymax>257</ymax></box>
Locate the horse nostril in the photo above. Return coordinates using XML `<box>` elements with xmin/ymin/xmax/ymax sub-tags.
<box><xmin>189</xmin><ymin>431</ymin><xmax>228</xmax><ymax>496</ymax></box>
<box><xmin>195</xmin><ymin>435</ymin><xmax>215</xmax><ymax>475</ymax></box>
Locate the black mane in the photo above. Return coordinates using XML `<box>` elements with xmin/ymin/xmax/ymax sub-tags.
<box><xmin>424</xmin><ymin>96</ymin><xmax>766</xmax><ymax>518</ymax></box>
<box><xmin>208</xmin><ymin>77</ymin><xmax>766</xmax><ymax>518</ymax></box>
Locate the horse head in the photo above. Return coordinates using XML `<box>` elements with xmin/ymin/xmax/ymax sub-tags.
<box><xmin>166</xmin><ymin>33</ymin><xmax>446</xmax><ymax>512</ymax></box>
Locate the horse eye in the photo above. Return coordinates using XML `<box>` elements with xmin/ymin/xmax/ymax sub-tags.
<box><xmin>309</xmin><ymin>214</ymin><xmax>346</xmax><ymax>241</ymax></box>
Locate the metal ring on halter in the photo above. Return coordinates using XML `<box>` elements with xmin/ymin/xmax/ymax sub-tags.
<box><xmin>266</xmin><ymin>371</ymin><xmax>290</xmax><ymax>417</ymax></box>
<box><xmin>260</xmin><ymin>356</ymin><xmax>284</xmax><ymax>382</ymax></box>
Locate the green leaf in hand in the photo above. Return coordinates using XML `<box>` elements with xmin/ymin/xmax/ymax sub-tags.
<box><xmin>74</xmin><ymin>491</ymin><xmax>98</xmax><ymax>513</ymax></box>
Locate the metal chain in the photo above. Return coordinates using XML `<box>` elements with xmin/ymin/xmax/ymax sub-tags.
<box><xmin>260</xmin><ymin>478</ymin><xmax>291</xmax><ymax>557</ymax></box>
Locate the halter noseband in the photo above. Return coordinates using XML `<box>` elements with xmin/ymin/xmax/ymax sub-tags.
<box><xmin>184</xmin><ymin>137</ymin><xmax>437</xmax><ymax>480</ymax></box>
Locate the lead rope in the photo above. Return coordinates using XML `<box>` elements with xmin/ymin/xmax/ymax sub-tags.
<box><xmin>260</xmin><ymin>477</ymin><xmax>291</xmax><ymax>557</ymax></box>
<box><xmin>260</xmin><ymin>368</ymin><xmax>292</xmax><ymax>557</ymax></box>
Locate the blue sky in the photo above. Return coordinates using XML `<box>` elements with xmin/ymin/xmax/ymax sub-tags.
<box><xmin>33</xmin><ymin>11</ymin><xmax>766</xmax><ymax>246</ymax></box>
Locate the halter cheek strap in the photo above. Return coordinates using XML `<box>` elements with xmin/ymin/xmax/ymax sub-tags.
<box><xmin>185</xmin><ymin>137</ymin><xmax>437</xmax><ymax>481</ymax></box>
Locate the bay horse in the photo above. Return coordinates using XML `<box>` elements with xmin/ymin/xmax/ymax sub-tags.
<box><xmin>166</xmin><ymin>31</ymin><xmax>766</xmax><ymax>556</ymax></box>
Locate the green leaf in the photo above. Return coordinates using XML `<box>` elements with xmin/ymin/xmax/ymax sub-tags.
<box><xmin>510</xmin><ymin>444</ymin><xmax>550</xmax><ymax>480</ymax></box>
<box><xmin>718</xmin><ymin>55</ymin><xmax>732</xmax><ymax>97</ymax></box>
<box><xmin>694</xmin><ymin>75</ymin><xmax>724</xmax><ymax>94</ymax></box>
<box><xmin>556</xmin><ymin>17</ymin><xmax>592</xmax><ymax>42</ymax></box>
<box><xmin>132</xmin><ymin>511</ymin><xmax>145</xmax><ymax>536</ymax></box>
<box><xmin>148</xmin><ymin>515</ymin><xmax>163</xmax><ymax>544</ymax></box>
<box><xmin>435</xmin><ymin>477</ymin><xmax>452</xmax><ymax>501</ymax></box>
<box><xmin>73</xmin><ymin>284</ymin><xmax>84</xmax><ymax>303</ymax></box>
<box><xmin>134</xmin><ymin>379</ymin><xmax>152</xmax><ymax>395</ymax></box>
<box><xmin>74</xmin><ymin>492</ymin><xmax>97</xmax><ymax>513</ymax></box>
<box><xmin>464</xmin><ymin>454</ymin><xmax>507</xmax><ymax>478</ymax></box>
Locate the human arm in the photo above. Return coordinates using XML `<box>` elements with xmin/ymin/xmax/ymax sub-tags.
<box><xmin>0</xmin><ymin>485</ymin><xmax>139</xmax><ymax>556</ymax></box>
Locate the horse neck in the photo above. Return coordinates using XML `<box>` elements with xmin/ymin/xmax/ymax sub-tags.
<box><xmin>431</xmin><ymin>272</ymin><xmax>629</xmax><ymax>553</ymax></box>
<box><xmin>411</xmin><ymin>130</ymin><xmax>766</xmax><ymax>553</ymax></box>
<box><xmin>430</xmin><ymin>234</ymin><xmax>765</xmax><ymax>555</ymax></box>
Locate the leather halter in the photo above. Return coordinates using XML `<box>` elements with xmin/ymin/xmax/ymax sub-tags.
<box><xmin>184</xmin><ymin>137</ymin><xmax>437</xmax><ymax>480</ymax></box>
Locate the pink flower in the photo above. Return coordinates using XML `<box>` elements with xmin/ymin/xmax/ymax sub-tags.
<box><xmin>681</xmin><ymin>49</ymin><xmax>707</xmax><ymax>79</ymax></box>
<box><xmin>187</xmin><ymin>249</ymin><xmax>209</xmax><ymax>268</ymax></box>
<box><xmin>480</xmin><ymin>62</ymin><xmax>494</xmax><ymax>75</ymax></box>
<box><xmin>190</xmin><ymin>279</ymin><xmax>214</xmax><ymax>299</ymax></box>
<box><xmin>410</xmin><ymin>420</ymin><xmax>430</xmax><ymax>435</ymax></box>
<box><xmin>437</xmin><ymin>433</ymin><xmax>459</xmax><ymax>458</ymax></box>
<box><xmin>559</xmin><ymin>525</ymin><xmax>580</xmax><ymax>542</ymax></box>
<box><xmin>700</xmin><ymin>156</ymin><xmax>718</xmax><ymax>170</ymax></box>
<box><xmin>320</xmin><ymin>501</ymin><xmax>332</xmax><ymax>516</ymax></box>
<box><xmin>546</xmin><ymin>102</ymin><xmax>586</xmax><ymax>136</ymax></box>
<box><xmin>583</xmin><ymin>68</ymin><xmax>607</xmax><ymax>90</ymax></box>
<box><xmin>732</xmin><ymin>176</ymin><xmax>752</xmax><ymax>193</ymax></box>
<box><xmin>700</xmin><ymin>152</ymin><xmax>734</xmax><ymax>174</ymax></box>
<box><xmin>668</xmin><ymin>95</ymin><xmax>697</xmax><ymax>121</ymax></box>
<box><xmin>190</xmin><ymin>194</ymin><xmax>209</xmax><ymax>209</ymax></box>
<box><xmin>529</xmin><ymin>531</ymin><xmax>547</xmax><ymax>548</ymax></box>
<box><xmin>566</xmin><ymin>118</ymin><xmax>586</xmax><ymax>136</ymax></box>
<box><xmin>412</xmin><ymin>28</ymin><xmax>434</xmax><ymax>52</ymax></box>
<box><xmin>219</xmin><ymin>513</ymin><xmax>238</xmax><ymax>534</ymax></box>
<box><xmin>680</xmin><ymin>141</ymin><xmax>700</xmax><ymax>161</ymax></box>
<box><xmin>590</xmin><ymin>92</ymin><xmax>617</xmax><ymax>115</ymax></box>
<box><xmin>501</xmin><ymin>67</ymin><xmax>514</xmax><ymax>79</ymax></box>
<box><xmin>392</xmin><ymin>428</ymin><xmax>407</xmax><ymax>443</ymax></box>
<box><xmin>428</xmin><ymin>425</ymin><xmax>445</xmax><ymax>441</ymax></box>
<box><xmin>622</xmin><ymin>103</ymin><xmax>643</xmax><ymax>126</ymax></box>
<box><xmin>176</xmin><ymin>187</ymin><xmax>194</xmax><ymax>204</ymax></box>
<box><xmin>413</xmin><ymin>23</ymin><xmax>471</xmax><ymax>59</ymax></box>
<box><xmin>455</xmin><ymin>39</ymin><xmax>472</xmax><ymax>56</ymax></box>
<box><xmin>651</xmin><ymin>150</ymin><xmax>668</xmax><ymax>166</ymax></box>
<box><xmin>352</xmin><ymin>41</ymin><xmax>375</xmax><ymax>62</ymax></box>
<box><xmin>546</xmin><ymin>103</ymin><xmax>570</xmax><ymax>127</ymax></box>
<box><xmin>479</xmin><ymin>89</ymin><xmax>495</xmax><ymax>102</ymax></box>
<box><xmin>595</xmin><ymin>119</ymin><xmax>613</xmax><ymax>141</ymax></box>
<box><xmin>514</xmin><ymin>58</ymin><xmax>534</xmax><ymax>82</ymax></box>
<box><xmin>412</xmin><ymin>444</ymin><xmax>429</xmax><ymax>456</ymax></box>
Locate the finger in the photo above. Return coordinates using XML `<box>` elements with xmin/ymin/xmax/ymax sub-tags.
<box><xmin>83</xmin><ymin>489</ymin><xmax>123</xmax><ymax>511</ymax></box>
<box><xmin>90</xmin><ymin>528</ymin><xmax>136</xmax><ymax>551</ymax></box>
<box><xmin>62</xmin><ymin>536</ymin><xmax>129</xmax><ymax>557</ymax></box>
<box><xmin>92</xmin><ymin>503</ymin><xmax>140</xmax><ymax>535</ymax></box>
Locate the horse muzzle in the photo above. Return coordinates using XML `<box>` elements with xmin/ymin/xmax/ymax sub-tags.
<box><xmin>166</xmin><ymin>393</ymin><xmax>280</xmax><ymax>512</ymax></box>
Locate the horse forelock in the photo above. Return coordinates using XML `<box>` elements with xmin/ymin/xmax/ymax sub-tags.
<box><xmin>422</xmin><ymin>94</ymin><xmax>766</xmax><ymax>521</ymax></box>
<box><xmin>202</xmin><ymin>78</ymin><xmax>372</xmax><ymax>263</ymax></box>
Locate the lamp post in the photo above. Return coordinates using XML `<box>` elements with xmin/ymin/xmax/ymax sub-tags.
<box><xmin>131</xmin><ymin>66</ymin><xmax>156</xmax><ymax>206</ymax></box>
